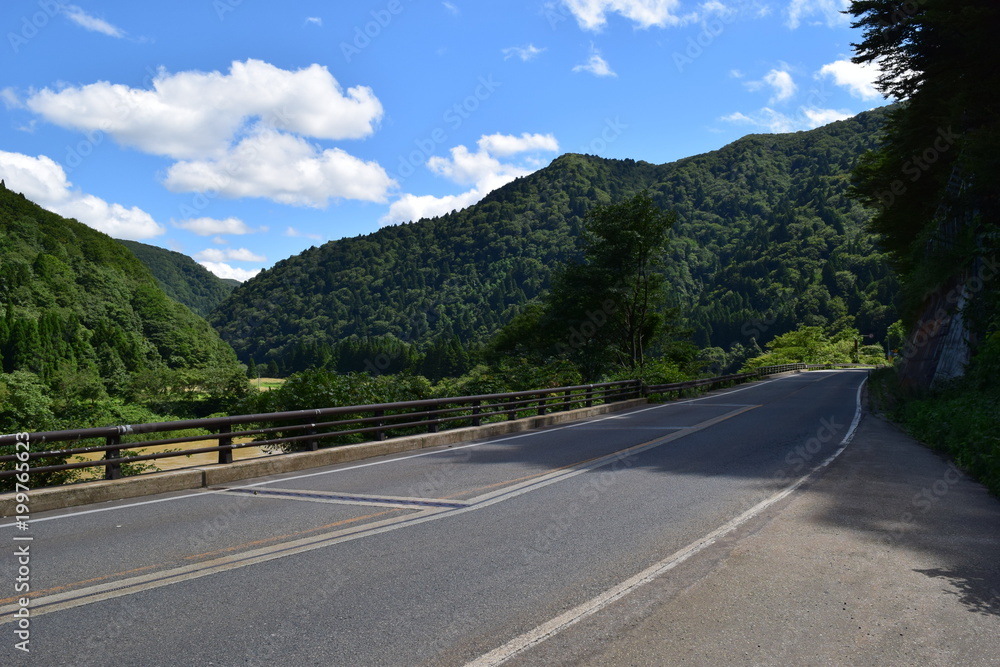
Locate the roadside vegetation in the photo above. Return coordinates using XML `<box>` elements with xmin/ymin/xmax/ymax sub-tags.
<box><xmin>869</xmin><ymin>335</ymin><xmax>1000</xmax><ymax>497</ymax></box>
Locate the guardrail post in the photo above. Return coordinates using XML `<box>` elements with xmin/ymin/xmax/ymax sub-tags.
<box><xmin>374</xmin><ymin>410</ymin><xmax>386</xmax><ymax>441</ymax></box>
<box><xmin>427</xmin><ymin>404</ymin><xmax>440</xmax><ymax>433</ymax></box>
<box><xmin>471</xmin><ymin>400</ymin><xmax>482</xmax><ymax>426</ymax></box>
<box><xmin>537</xmin><ymin>394</ymin><xmax>547</xmax><ymax>416</ymax></box>
<box><xmin>563</xmin><ymin>389</ymin><xmax>572</xmax><ymax>411</ymax></box>
<box><xmin>307</xmin><ymin>425</ymin><xmax>319</xmax><ymax>451</ymax></box>
<box><xmin>104</xmin><ymin>434</ymin><xmax>121</xmax><ymax>481</ymax></box>
<box><xmin>585</xmin><ymin>385</ymin><xmax>594</xmax><ymax>408</ymax></box>
<box><xmin>507</xmin><ymin>396</ymin><xmax>518</xmax><ymax>421</ymax></box>
<box><xmin>218</xmin><ymin>424</ymin><xmax>233</xmax><ymax>464</ymax></box>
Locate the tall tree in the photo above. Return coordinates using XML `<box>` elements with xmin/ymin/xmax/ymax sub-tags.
<box><xmin>848</xmin><ymin>0</ymin><xmax>1000</xmax><ymax>326</ymax></box>
<box><xmin>491</xmin><ymin>191</ymin><xmax>679</xmax><ymax>378</ymax></box>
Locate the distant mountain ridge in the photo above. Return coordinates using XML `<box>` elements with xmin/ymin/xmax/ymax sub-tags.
<box><xmin>209</xmin><ymin>107</ymin><xmax>898</xmax><ymax>373</ymax></box>
<box><xmin>118</xmin><ymin>240</ymin><xmax>238</xmax><ymax>318</ymax></box>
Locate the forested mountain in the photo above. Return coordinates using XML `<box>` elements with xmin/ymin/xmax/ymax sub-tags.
<box><xmin>211</xmin><ymin>107</ymin><xmax>899</xmax><ymax>373</ymax></box>
<box><xmin>0</xmin><ymin>183</ymin><xmax>245</xmax><ymax>426</ymax></box>
<box><xmin>119</xmin><ymin>239</ymin><xmax>237</xmax><ymax>318</ymax></box>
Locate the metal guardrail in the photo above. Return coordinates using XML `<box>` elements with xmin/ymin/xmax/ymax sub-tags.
<box><xmin>0</xmin><ymin>363</ymin><xmax>878</xmax><ymax>486</ymax></box>
<box><xmin>0</xmin><ymin>381</ymin><xmax>642</xmax><ymax>483</ymax></box>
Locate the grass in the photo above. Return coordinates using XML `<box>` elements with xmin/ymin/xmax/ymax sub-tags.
<box><xmin>253</xmin><ymin>377</ymin><xmax>286</xmax><ymax>391</ymax></box>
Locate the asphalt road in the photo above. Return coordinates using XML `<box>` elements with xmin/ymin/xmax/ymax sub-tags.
<box><xmin>1</xmin><ymin>370</ymin><xmax>869</xmax><ymax>665</ymax></box>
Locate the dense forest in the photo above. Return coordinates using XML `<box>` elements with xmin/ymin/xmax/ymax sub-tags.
<box><xmin>0</xmin><ymin>183</ymin><xmax>249</xmax><ymax>436</ymax></box>
<box><xmin>211</xmin><ymin>107</ymin><xmax>898</xmax><ymax>375</ymax></box>
<box><xmin>119</xmin><ymin>240</ymin><xmax>238</xmax><ymax>318</ymax></box>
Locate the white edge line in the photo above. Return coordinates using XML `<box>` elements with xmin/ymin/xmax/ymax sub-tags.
<box><xmin>465</xmin><ymin>375</ymin><xmax>868</xmax><ymax>667</ymax></box>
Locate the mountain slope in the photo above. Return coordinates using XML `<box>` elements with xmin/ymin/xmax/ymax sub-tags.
<box><xmin>119</xmin><ymin>239</ymin><xmax>237</xmax><ymax>318</ymax></box>
<box><xmin>210</xmin><ymin>107</ymin><xmax>898</xmax><ymax>372</ymax></box>
<box><xmin>0</xmin><ymin>184</ymin><xmax>243</xmax><ymax>401</ymax></box>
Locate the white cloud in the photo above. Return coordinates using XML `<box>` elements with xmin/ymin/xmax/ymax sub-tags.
<box><xmin>721</xmin><ymin>105</ymin><xmax>853</xmax><ymax>133</ymax></box>
<box><xmin>1</xmin><ymin>88</ymin><xmax>23</xmax><ymax>110</ymax></box>
<box><xmin>63</xmin><ymin>5</ymin><xmax>125</xmax><ymax>38</ymax></box>
<box><xmin>0</xmin><ymin>150</ymin><xmax>164</xmax><ymax>240</ymax></box>
<box><xmin>198</xmin><ymin>262</ymin><xmax>261</xmax><ymax>282</ymax></box>
<box><xmin>502</xmin><ymin>44</ymin><xmax>546</xmax><ymax>61</ymax></box>
<box><xmin>285</xmin><ymin>226</ymin><xmax>323</xmax><ymax>240</ymax></box>
<box><xmin>746</xmin><ymin>67</ymin><xmax>797</xmax><ymax>103</ymax></box>
<box><xmin>801</xmin><ymin>106</ymin><xmax>853</xmax><ymax>127</ymax></box>
<box><xmin>173</xmin><ymin>217</ymin><xmax>257</xmax><ymax>236</ymax></box>
<box><xmin>304</xmin><ymin>17</ymin><xmax>322</xmax><ymax>26</ymax></box>
<box><xmin>194</xmin><ymin>247</ymin><xmax>266</xmax><ymax>263</ymax></box>
<box><xmin>443</xmin><ymin>2</ymin><xmax>460</xmax><ymax>15</ymax></box>
<box><xmin>764</xmin><ymin>69</ymin><xmax>796</xmax><ymax>103</ymax></box>
<box><xmin>817</xmin><ymin>59</ymin><xmax>882</xmax><ymax>100</ymax></box>
<box><xmin>26</xmin><ymin>59</ymin><xmax>383</xmax><ymax>161</ymax></box>
<box><xmin>786</xmin><ymin>0</ymin><xmax>850</xmax><ymax>29</ymax></box>
<box><xmin>382</xmin><ymin>191</ymin><xmax>485</xmax><ymax>226</ymax></box>
<box><xmin>163</xmin><ymin>128</ymin><xmax>395</xmax><ymax>206</ymax></box>
<box><xmin>381</xmin><ymin>132</ymin><xmax>560</xmax><ymax>225</ymax></box>
<box><xmin>477</xmin><ymin>133</ymin><xmax>560</xmax><ymax>157</ymax></box>
<box><xmin>562</xmin><ymin>0</ymin><xmax>692</xmax><ymax>30</ymax></box>
<box><xmin>573</xmin><ymin>46</ymin><xmax>617</xmax><ymax>77</ymax></box>
<box><xmin>722</xmin><ymin>108</ymin><xmax>797</xmax><ymax>133</ymax></box>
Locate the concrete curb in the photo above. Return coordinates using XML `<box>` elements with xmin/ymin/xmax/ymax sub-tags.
<box><xmin>2</xmin><ymin>398</ymin><xmax>646</xmax><ymax>516</ymax></box>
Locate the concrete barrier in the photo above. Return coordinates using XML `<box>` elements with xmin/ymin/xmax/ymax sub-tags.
<box><xmin>0</xmin><ymin>398</ymin><xmax>647</xmax><ymax>516</ymax></box>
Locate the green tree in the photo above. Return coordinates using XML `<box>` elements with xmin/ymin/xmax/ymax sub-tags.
<box><xmin>489</xmin><ymin>192</ymin><xmax>680</xmax><ymax>379</ymax></box>
<box><xmin>848</xmin><ymin>0</ymin><xmax>1000</xmax><ymax>326</ymax></box>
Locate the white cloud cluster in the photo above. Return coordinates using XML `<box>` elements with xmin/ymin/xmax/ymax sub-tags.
<box><xmin>817</xmin><ymin>59</ymin><xmax>882</xmax><ymax>101</ymax></box>
<box><xmin>63</xmin><ymin>5</ymin><xmax>126</xmax><ymax>38</ymax></box>
<box><xmin>563</xmin><ymin>0</ymin><xmax>691</xmax><ymax>30</ymax></box>
<box><xmin>721</xmin><ymin>105</ymin><xmax>851</xmax><ymax>133</ymax></box>
<box><xmin>27</xmin><ymin>60</ymin><xmax>382</xmax><ymax>159</ymax></box>
<box><xmin>198</xmin><ymin>262</ymin><xmax>261</xmax><ymax>282</ymax></box>
<box><xmin>502</xmin><ymin>44</ymin><xmax>545</xmax><ymax>61</ymax></box>
<box><xmin>194</xmin><ymin>247</ymin><xmax>266</xmax><ymax>263</ymax></box>
<box><xmin>724</xmin><ymin>56</ymin><xmax>881</xmax><ymax>133</ymax></box>
<box><xmin>381</xmin><ymin>133</ymin><xmax>559</xmax><ymax>225</ymax></box>
<box><xmin>0</xmin><ymin>150</ymin><xmax>163</xmax><ymax>240</ymax></box>
<box><xmin>163</xmin><ymin>127</ymin><xmax>395</xmax><ymax>207</ymax></box>
<box><xmin>173</xmin><ymin>217</ymin><xmax>258</xmax><ymax>236</ymax></box>
<box><xmin>785</xmin><ymin>0</ymin><xmax>850</xmax><ymax>29</ymax></box>
<box><xmin>25</xmin><ymin>60</ymin><xmax>393</xmax><ymax>206</ymax></box>
<box><xmin>573</xmin><ymin>45</ymin><xmax>617</xmax><ymax>77</ymax></box>
<box><xmin>763</xmin><ymin>69</ymin><xmax>796</xmax><ymax>103</ymax></box>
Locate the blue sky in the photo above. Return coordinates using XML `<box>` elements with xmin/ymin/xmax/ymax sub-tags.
<box><xmin>0</xmin><ymin>0</ymin><xmax>887</xmax><ymax>281</ymax></box>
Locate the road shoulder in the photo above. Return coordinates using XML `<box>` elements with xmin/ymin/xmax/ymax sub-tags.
<box><xmin>510</xmin><ymin>409</ymin><xmax>1000</xmax><ymax>666</ymax></box>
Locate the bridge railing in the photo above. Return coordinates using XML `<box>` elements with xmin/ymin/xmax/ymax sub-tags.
<box><xmin>0</xmin><ymin>363</ymin><xmax>875</xmax><ymax>486</ymax></box>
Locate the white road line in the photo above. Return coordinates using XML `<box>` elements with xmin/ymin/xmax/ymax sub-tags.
<box><xmin>465</xmin><ymin>375</ymin><xmax>867</xmax><ymax>667</ymax></box>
